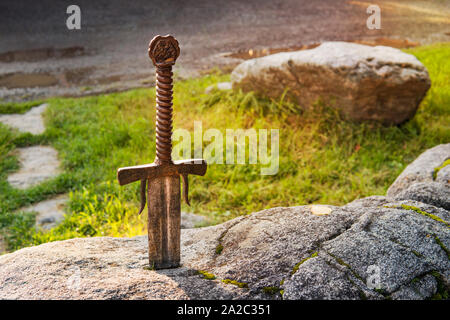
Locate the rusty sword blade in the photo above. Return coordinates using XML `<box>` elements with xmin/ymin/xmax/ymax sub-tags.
<box><xmin>116</xmin><ymin>35</ymin><xmax>207</xmax><ymax>269</ymax></box>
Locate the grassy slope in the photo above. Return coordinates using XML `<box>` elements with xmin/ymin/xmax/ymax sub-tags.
<box><xmin>0</xmin><ymin>43</ymin><xmax>449</xmax><ymax>251</ymax></box>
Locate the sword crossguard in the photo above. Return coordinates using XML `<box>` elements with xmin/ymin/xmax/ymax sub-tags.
<box><xmin>117</xmin><ymin>159</ymin><xmax>207</xmax><ymax>213</ymax></box>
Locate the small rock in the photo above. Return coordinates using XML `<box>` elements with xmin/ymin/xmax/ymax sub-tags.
<box><xmin>7</xmin><ymin>146</ymin><xmax>61</xmax><ymax>189</ymax></box>
<box><xmin>181</xmin><ymin>212</ymin><xmax>210</xmax><ymax>229</ymax></box>
<box><xmin>20</xmin><ymin>194</ymin><xmax>68</xmax><ymax>230</ymax></box>
<box><xmin>205</xmin><ymin>82</ymin><xmax>232</xmax><ymax>94</ymax></box>
<box><xmin>39</xmin><ymin>217</ymin><xmax>55</xmax><ymax>224</ymax></box>
<box><xmin>231</xmin><ymin>42</ymin><xmax>430</xmax><ymax>125</ymax></box>
<box><xmin>0</xmin><ymin>103</ymin><xmax>48</xmax><ymax>135</ymax></box>
<box><xmin>309</xmin><ymin>205</ymin><xmax>332</xmax><ymax>216</ymax></box>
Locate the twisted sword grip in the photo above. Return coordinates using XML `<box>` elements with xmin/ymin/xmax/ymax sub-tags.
<box><xmin>149</xmin><ymin>35</ymin><xmax>180</xmax><ymax>165</ymax></box>
<box><xmin>155</xmin><ymin>65</ymin><xmax>173</xmax><ymax>164</ymax></box>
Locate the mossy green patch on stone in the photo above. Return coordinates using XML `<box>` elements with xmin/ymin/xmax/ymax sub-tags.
<box><xmin>198</xmin><ymin>270</ymin><xmax>216</xmax><ymax>280</ymax></box>
<box><xmin>411</xmin><ymin>250</ymin><xmax>424</xmax><ymax>258</ymax></box>
<box><xmin>214</xmin><ymin>221</ymin><xmax>239</xmax><ymax>255</ymax></box>
<box><xmin>388</xmin><ymin>237</ymin><xmax>424</xmax><ymax>258</ymax></box>
<box><xmin>291</xmin><ymin>251</ymin><xmax>318</xmax><ymax>275</ymax></box>
<box><xmin>400</xmin><ymin>204</ymin><xmax>450</xmax><ymax>228</ymax></box>
<box><xmin>326</xmin><ymin>251</ymin><xmax>364</xmax><ymax>282</ymax></box>
<box><xmin>434</xmin><ymin>235</ymin><xmax>450</xmax><ymax>260</ymax></box>
<box><xmin>374</xmin><ymin>288</ymin><xmax>389</xmax><ymax>296</ymax></box>
<box><xmin>222</xmin><ymin>279</ymin><xmax>248</xmax><ymax>288</ymax></box>
<box><xmin>358</xmin><ymin>291</ymin><xmax>368</xmax><ymax>300</ymax></box>
<box><xmin>429</xmin><ymin>271</ymin><xmax>449</xmax><ymax>300</ymax></box>
<box><xmin>410</xmin><ymin>277</ymin><xmax>420</xmax><ymax>284</ymax></box>
<box><xmin>433</xmin><ymin>159</ymin><xmax>450</xmax><ymax>180</ymax></box>
<box><xmin>347</xmin><ymin>276</ymin><xmax>368</xmax><ymax>300</ymax></box>
<box><xmin>143</xmin><ymin>265</ymin><xmax>155</xmax><ymax>271</ymax></box>
<box><xmin>215</xmin><ymin>244</ymin><xmax>224</xmax><ymax>255</ymax></box>
<box><xmin>262</xmin><ymin>286</ymin><xmax>281</xmax><ymax>295</ymax></box>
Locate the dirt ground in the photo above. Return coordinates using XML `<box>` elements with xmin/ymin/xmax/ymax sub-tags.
<box><xmin>0</xmin><ymin>0</ymin><xmax>449</xmax><ymax>102</ymax></box>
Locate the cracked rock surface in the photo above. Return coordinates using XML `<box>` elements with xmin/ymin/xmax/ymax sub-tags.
<box><xmin>231</xmin><ymin>42</ymin><xmax>431</xmax><ymax>125</ymax></box>
<box><xmin>0</xmin><ymin>144</ymin><xmax>449</xmax><ymax>299</ymax></box>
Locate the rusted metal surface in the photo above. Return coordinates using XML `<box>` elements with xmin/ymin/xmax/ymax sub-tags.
<box><xmin>117</xmin><ymin>35</ymin><xmax>207</xmax><ymax>269</ymax></box>
<box><xmin>149</xmin><ymin>35</ymin><xmax>179</xmax><ymax>165</ymax></box>
<box><xmin>147</xmin><ymin>175</ymin><xmax>181</xmax><ymax>269</ymax></box>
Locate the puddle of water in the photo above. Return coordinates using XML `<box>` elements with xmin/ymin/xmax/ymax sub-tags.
<box><xmin>226</xmin><ymin>38</ymin><xmax>419</xmax><ymax>60</ymax></box>
<box><xmin>88</xmin><ymin>74</ymin><xmax>123</xmax><ymax>85</ymax></box>
<box><xmin>0</xmin><ymin>67</ymin><xmax>98</xmax><ymax>89</ymax></box>
<box><xmin>0</xmin><ymin>46</ymin><xmax>84</xmax><ymax>63</ymax></box>
<box><xmin>0</xmin><ymin>73</ymin><xmax>58</xmax><ymax>88</ymax></box>
<box><xmin>64</xmin><ymin>67</ymin><xmax>95</xmax><ymax>85</ymax></box>
<box><xmin>0</xmin><ymin>66</ymin><xmax>125</xmax><ymax>89</ymax></box>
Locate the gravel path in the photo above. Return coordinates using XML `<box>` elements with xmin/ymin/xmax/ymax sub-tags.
<box><xmin>0</xmin><ymin>0</ymin><xmax>448</xmax><ymax>101</ymax></box>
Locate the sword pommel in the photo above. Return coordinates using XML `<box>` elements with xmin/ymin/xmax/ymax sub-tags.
<box><xmin>148</xmin><ymin>35</ymin><xmax>180</xmax><ymax>67</ymax></box>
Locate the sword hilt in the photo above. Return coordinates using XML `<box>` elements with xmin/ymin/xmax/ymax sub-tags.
<box><xmin>118</xmin><ymin>35</ymin><xmax>206</xmax><ymax>219</ymax></box>
<box><xmin>148</xmin><ymin>35</ymin><xmax>180</xmax><ymax>164</ymax></box>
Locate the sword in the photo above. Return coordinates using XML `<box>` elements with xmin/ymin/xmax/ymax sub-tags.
<box><xmin>117</xmin><ymin>35</ymin><xmax>207</xmax><ymax>269</ymax></box>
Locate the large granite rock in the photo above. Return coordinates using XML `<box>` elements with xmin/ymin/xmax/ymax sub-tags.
<box><xmin>231</xmin><ymin>42</ymin><xmax>431</xmax><ymax>125</ymax></box>
<box><xmin>0</xmin><ymin>145</ymin><xmax>449</xmax><ymax>300</ymax></box>
<box><xmin>387</xmin><ymin>144</ymin><xmax>450</xmax><ymax>196</ymax></box>
<box><xmin>387</xmin><ymin>143</ymin><xmax>450</xmax><ymax>210</ymax></box>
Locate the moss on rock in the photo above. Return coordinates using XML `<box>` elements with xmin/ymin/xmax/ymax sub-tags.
<box><xmin>291</xmin><ymin>251</ymin><xmax>318</xmax><ymax>275</ymax></box>
<box><xmin>198</xmin><ymin>270</ymin><xmax>216</xmax><ymax>280</ymax></box>
<box><xmin>222</xmin><ymin>279</ymin><xmax>248</xmax><ymax>288</ymax></box>
<box><xmin>433</xmin><ymin>159</ymin><xmax>450</xmax><ymax>180</ymax></box>
<box><xmin>401</xmin><ymin>204</ymin><xmax>450</xmax><ymax>228</ymax></box>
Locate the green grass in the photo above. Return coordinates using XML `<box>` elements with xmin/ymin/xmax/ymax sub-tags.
<box><xmin>0</xmin><ymin>44</ymin><xmax>449</xmax><ymax>252</ymax></box>
<box><xmin>0</xmin><ymin>100</ymin><xmax>44</xmax><ymax>114</ymax></box>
